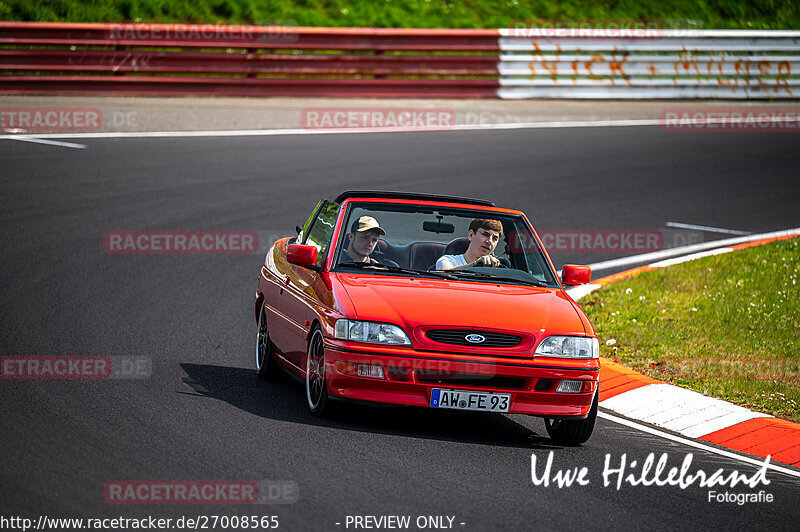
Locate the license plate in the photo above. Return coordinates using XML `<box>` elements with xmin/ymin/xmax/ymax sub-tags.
<box><xmin>430</xmin><ymin>389</ymin><xmax>510</xmax><ymax>412</ymax></box>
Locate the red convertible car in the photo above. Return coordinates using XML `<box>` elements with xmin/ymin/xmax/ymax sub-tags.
<box><xmin>254</xmin><ymin>191</ymin><xmax>599</xmax><ymax>444</ymax></box>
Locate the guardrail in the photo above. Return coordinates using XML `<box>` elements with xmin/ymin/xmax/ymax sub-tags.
<box><xmin>1</xmin><ymin>23</ymin><xmax>799</xmax><ymax>99</ymax></box>
<box><xmin>0</xmin><ymin>23</ymin><xmax>500</xmax><ymax>98</ymax></box>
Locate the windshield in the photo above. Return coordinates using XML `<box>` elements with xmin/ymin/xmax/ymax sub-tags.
<box><xmin>331</xmin><ymin>202</ymin><xmax>559</xmax><ymax>286</ymax></box>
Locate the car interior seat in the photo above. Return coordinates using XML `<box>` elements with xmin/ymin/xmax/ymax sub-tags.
<box><xmin>409</xmin><ymin>242</ymin><xmax>446</xmax><ymax>270</ymax></box>
<box><xmin>442</xmin><ymin>237</ymin><xmax>470</xmax><ymax>257</ymax></box>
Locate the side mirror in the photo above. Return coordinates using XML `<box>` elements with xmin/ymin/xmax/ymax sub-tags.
<box><xmin>561</xmin><ymin>264</ymin><xmax>591</xmax><ymax>286</ymax></box>
<box><xmin>287</xmin><ymin>244</ymin><xmax>320</xmax><ymax>271</ymax></box>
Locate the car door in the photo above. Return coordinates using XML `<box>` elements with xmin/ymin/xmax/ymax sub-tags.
<box><xmin>281</xmin><ymin>200</ymin><xmax>340</xmax><ymax>368</ymax></box>
<box><xmin>263</xmin><ymin>200</ymin><xmax>322</xmax><ymax>370</ymax></box>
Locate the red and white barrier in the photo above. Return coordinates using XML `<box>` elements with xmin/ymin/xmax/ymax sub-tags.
<box><xmin>1</xmin><ymin>22</ymin><xmax>799</xmax><ymax>98</ymax></box>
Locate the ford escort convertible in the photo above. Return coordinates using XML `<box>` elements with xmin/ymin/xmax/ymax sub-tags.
<box><xmin>254</xmin><ymin>191</ymin><xmax>600</xmax><ymax>444</ymax></box>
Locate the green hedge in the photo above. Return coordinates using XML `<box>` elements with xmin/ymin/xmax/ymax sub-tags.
<box><xmin>2</xmin><ymin>0</ymin><xmax>798</xmax><ymax>29</ymax></box>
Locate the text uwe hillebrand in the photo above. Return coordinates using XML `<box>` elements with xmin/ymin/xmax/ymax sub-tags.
<box><xmin>531</xmin><ymin>451</ymin><xmax>771</xmax><ymax>490</ymax></box>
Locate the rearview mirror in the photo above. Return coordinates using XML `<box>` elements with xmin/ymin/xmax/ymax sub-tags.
<box><xmin>287</xmin><ymin>244</ymin><xmax>320</xmax><ymax>270</ymax></box>
<box><xmin>422</xmin><ymin>220</ymin><xmax>455</xmax><ymax>234</ymax></box>
<box><xmin>561</xmin><ymin>264</ymin><xmax>591</xmax><ymax>286</ymax></box>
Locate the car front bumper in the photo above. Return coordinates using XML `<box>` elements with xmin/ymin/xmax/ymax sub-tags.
<box><xmin>324</xmin><ymin>341</ymin><xmax>599</xmax><ymax>418</ymax></box>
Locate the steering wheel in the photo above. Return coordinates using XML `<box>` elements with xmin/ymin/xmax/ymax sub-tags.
<box><xmin>476</xmin><ymin>256</ymin><xmax>509</xmax><ymax>268</ymax></box>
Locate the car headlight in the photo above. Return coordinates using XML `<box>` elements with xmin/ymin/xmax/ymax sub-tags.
<box><xmin>334</xmin><ymin>319</ymin><xmax>411</xmax><ymax>346</ymax></box>
<box><xmin>535</xmin><ymin>336</ymin><xmax>599</xmax><ymax>359</ymax></box>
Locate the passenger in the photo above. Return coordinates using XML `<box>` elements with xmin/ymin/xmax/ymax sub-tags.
<box><xmin>435</xmin><ymin>218</ymin><xmax>502</xmax><ymax>270</ymax></box>
<box><xmin>342</xmin><ymin>216</ymin><xmax>386</xmax><ymax>264</ymax></box>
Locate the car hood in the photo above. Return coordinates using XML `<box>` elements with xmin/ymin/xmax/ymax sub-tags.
<box><xmin>334</xmin><ymin>273</ymin><xmax>587</xmax><ymax>341</ymax></box>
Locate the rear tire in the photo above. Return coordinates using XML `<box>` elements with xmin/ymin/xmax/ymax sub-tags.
<box><xmin>255</xmin><ymin>302</ymin><xmax>280</xmax><ymax>380</ymax></box>
<box><xmin>545</xmin><ymin>391</ymin><xmax>598</xmax><ymax>446</ymax></box>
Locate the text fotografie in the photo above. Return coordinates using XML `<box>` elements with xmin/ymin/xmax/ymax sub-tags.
<box><xmin>531</xmin><ymin>451</ymin><xmax>771</xmax><ymax>490</ymax></box>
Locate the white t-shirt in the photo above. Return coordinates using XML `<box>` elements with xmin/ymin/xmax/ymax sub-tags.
<box><xmin>435</xmin><ymin>254</ymin><xmax>468</xmax><ymax>270</ymax></box>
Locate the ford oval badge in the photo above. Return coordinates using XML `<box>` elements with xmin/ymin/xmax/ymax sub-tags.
<box><xmin>465</xmin><ymin>334</ymin><xmax>485</xmax><ymax>344</ymax></box>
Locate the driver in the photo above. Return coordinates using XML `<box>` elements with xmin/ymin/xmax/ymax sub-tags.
<box><xmin>435</xmin><ymin>218</ymin><xmax>502</xmax><ymax>270</ymax></box>
<box><xmin>342</xmin><ymin>216</ymin><xmax>386</xmax><ymax>263</ymax></box>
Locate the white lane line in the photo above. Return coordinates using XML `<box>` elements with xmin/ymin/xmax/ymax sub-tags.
<box><xmin>564</xmin><ymin>283</ymin><xmax>602</xmax><ymax>300</ymax></box>
<box><xmin>5</xmin><ymin>136</ymin><xmax>87</xmax><ymax>149</ymax></box>
<box><xmin>3</xmin><ymin>128</ymin><xmax>322</xmax><ymax>140</ymax></box>
<box><xmin>453</xmin><ymin>119</ymin><xmax>664</xmax><ymax>130</ymax></box>
<box><xmin>585</xmin><ymin>227</ymin><xmax>800</xmax><ymax>272</ymax></box>
<box><xmin>665</xmin><ymin>221</ymin><xmax>753</xmax><ymax>236</ymax></box>
<box><xmin>0</xmin><ymin>118</ymin><xmax>666</xmax><ymax>141</ymax></box>
<box><xmin>598</xmin><ymin>411</ymin><xmax>800</xmax><ymax>480</ymax></box>
<box><xmin>649</xmin><ymin>247</ymin><xmax>732</xmax><ymax>268</ymax></box>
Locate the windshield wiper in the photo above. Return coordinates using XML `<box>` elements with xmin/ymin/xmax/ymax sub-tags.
<box><xmin>445</xmin><ymin>270</ymin><xmax>552</xmax><ymax>287</ymax></box>
<box><xmin>338</xmin><ymin>262</ymin><xmax>457</xmax><ymax>280</ymax></box>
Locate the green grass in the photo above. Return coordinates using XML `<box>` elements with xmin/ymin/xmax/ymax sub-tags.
<box><xmin>2</xmin><ymin>0</ymin><xmax>799</xmax><ymax>29</ymax></box>
<box><xmin>582</xmin><ymin>237</ymin><xmax>800</xmax><ymax>422</ymax></box>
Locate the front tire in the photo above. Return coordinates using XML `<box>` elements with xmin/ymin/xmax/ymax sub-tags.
<box><xmin>255</xmin><ymin>302</ymin><xmax>280</xmax><ymax>380</ymax></box>
<box><xmin>545</xmin><ymin>390</ymin><xmax>598</xmax><ymax>446</ymax></box>
<box><xmin>306</xmin><ymin>326</ymin><xmax>333</xmax><ymax>417</ymax></box>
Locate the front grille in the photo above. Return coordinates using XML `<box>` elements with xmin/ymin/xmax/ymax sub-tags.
<box><xmin>426</xmin><ymin>329</ymin><xmax>522</xmax><ymax>348</ymax></box>
<box><xmin>416</xmin><ymin>370</ymin><xmax>526</xmax><ymax>390</ymax></box>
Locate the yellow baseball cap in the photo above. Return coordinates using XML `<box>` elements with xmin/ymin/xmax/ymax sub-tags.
<box><xmin>351</xmin><ymin>216</ymin><xmax>386</xmax><ymax>235</ymax></box>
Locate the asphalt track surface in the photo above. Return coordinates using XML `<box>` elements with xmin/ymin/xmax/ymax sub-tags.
<box><xmin>2</xmin><ymin>126</ymin><xmax>800</xmax><ymax>531</ymax></box>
